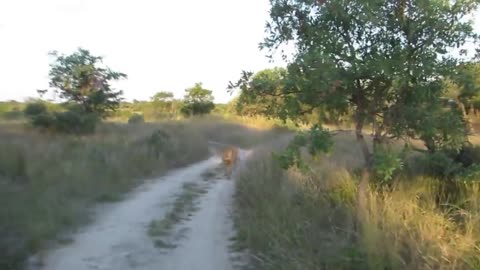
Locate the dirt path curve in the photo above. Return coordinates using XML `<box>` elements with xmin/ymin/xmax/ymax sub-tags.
<box><xmin>29</xmin><ymin>150</ymin><xmax>250</xmax><ymax>270</ymax></box>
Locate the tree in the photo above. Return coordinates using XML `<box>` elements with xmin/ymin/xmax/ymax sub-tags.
<box><xmin>231</xmin><ymin>68</ymin><xmax>344</xmax><ymax>124</ymax></box>
<box><xmin>231</xmin><ymin>0</ymin><xmax>479</xmax><ymax>165</ymax></box>
<box><xmin>151</xmin><ymin>91</ymin><xmax>177</xmax><ymax>117</ymax></box>
<box><xmin>229</xmin><ymin>0</ymin><xmax>480</xmax><ymax>236</ymax></box>
<box><xmin>48</xmin><ymin>48</ymin><xmax>126</xmax><ymax>117</ymax></box>
<box><xmin>445</xmin><ymin>62</ymin><xmax>480</xmax><ymax>116</ymax></box>
<box><xmin>233</xmin><ymin>68</ymin><xmax>287</xmax><ymax>117</ymax></box>
<box><xmin>181</xmin><ymin>83</ymin><xmax>215</xmax><ymax>116</ymax></box>
<box><xmin>152</xmin><ymin>91</ymin><xmax>174</xmax><ymax>102</ymax></box>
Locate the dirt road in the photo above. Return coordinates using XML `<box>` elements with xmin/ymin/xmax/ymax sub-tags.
<box><xmin>29</xmin><ymin>150</ymin><xmax>250</xmax><ymax>270</ymax></box>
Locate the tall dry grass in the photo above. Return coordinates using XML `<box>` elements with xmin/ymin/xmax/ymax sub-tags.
<box><xmin>234</xmin><ymin>133</ymin><xmax>480</xmax><ymax>270</ymax></box>
<box><xmin>0</xmin><ymin>118</ymin><xmax>286</xmax><ymax>269</ymax></box>
<box><xmin>0</xmin><ymin>121</ymin><xmax>209</xmax><ymax>268</ymax></box>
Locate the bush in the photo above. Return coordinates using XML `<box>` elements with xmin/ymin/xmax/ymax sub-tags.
<box><xmin>147</xmin><ymin>129</ymin><xmax>172</xmax><ymax>158</ymax></box>
<box><xmin>454</xmin><ymin>144</ymin><xmax>480</xmax><ymax>167</ymax></box>
<box><xmin>30</xmin><ymin>113</ymin><xmax>56</xmax><ymax>130</ymax></box>
<box><xmin>53</xmin><ymin>111</ymin><xmax>99</xmax><ymax>134</ymax></box>
<box><xmin>372</xmin><ymin>148</ymin><xmax>404</xmax><ymax>185</ymax></box>
<box><xmin>128</xmin><ymin>114</ymin><xmax>145</xmax><ymax>124</ymax></box>
<box><xmin>413</xmin><ymin>151</ymin><xmax>463</xmax><ymax>180</ymax></box>
<box><xmin>24</xmin><ymin>102</ymin><xmax>56</xmax><ymax>131</ymax></box>
<box><xmin>180</xmin><ymin>102</ymin><xmax>215</xmax><ymax>117</ymax></box>
<box><xmin>24</xmin><ymin>100</ymin><xmax>101</xmax><ymax>134</ymax></box>
<box><xmin>24</xmin><ymin>102</ymin><xmax>47</xmax><ymax>117</ymax></box>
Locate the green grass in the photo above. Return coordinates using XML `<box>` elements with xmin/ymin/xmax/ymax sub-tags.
<box><xmin>234</xmin><ymin>134</ymin><xmax>480</xmax><ymax>270</ymax></box>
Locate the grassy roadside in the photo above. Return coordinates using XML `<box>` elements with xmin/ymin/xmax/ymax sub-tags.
<box><xmin>0</xmin><ymin>117</ymin><xmax>287</xmax><ymax>269</ymax></box>
<box><xmin>0</xmin><ymin>121</ymin><xmax>209</xmax><ymax>269</ymax></box>
<box><xmin>234</xmin><ymin>133</ymin><xmax>480</xmax><ymax>270</ymax></box>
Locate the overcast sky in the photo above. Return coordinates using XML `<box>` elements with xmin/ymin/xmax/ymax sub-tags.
<box><xmin>0</xmin><ymin>1</ymin><xmax>479</xmax><ymax>103</ymax></box>
<box><xmin>0</xmin><ymin>0</ymin><xmax>287</xmax><ymax>103</ymax></box>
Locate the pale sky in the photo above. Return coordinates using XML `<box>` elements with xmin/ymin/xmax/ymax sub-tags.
<box><xmin>0</xmin><ymin>0</ymin><xmax>285</xmax><ymax>103</ymax></box>
<box><xmin>0</xmin><ymin>2</ymin><xmax>479</xmax><ymax>103</ymax></box>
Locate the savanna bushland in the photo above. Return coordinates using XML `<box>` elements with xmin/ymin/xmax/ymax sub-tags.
<box><xmin>228</xmin><ymin>0</ymin><xmax>480</xmax><ymax>269</ymax></box>
<box><xmin>3</xmin><ymin>0</ymin><xmax>480</xmax><ymax>269</ymax></box>
<box><xmin>0</xmin><ymin>48</ymin><xmax>286</xmax><ymax>269</ymax></box>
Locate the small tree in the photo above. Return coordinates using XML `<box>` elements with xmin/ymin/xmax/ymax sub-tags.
<box><xmin>151</xmin><ymin>91</ymin><xmax>176</xmax><ymax>118</ymax></box>
<box><xmin>152</xmin><ymin>91</ymin><xmax>174</xmax><ymax>103</ymax></box>
<box><xmin>28</xmin><ymin>48</ymin><xmax>127</xmax><ymax>134</ymax></box>
<box><xmin>445</xmin><ymin>62</ymin><xmax>480</xmax><ymax>116</ymax></box>
<box><xmin>48</xmin><ymin>48</ymin><xmax>126</xmax><ymax>117</ymax></box>
<box><xmin>181</xmin><ymin>83</ymin><xmax>215</xmax><ymax>116</ymax></box>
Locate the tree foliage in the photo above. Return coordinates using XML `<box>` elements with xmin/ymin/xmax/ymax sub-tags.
<box><xmin>445</xmin><ymin>62</ymin><xmax>480</xmax><ymax>116</ymax></box>
<box><xmin>151</xmin><ymin>91</ymin><xmax>179</xmax><ymax>118</ymax></box>
<box><xmin>231</xmin><ymin>0</ymin><xmax>480</xmax><ymax>167</ymax></box>
<box><xmin>181</xmin><ymin>83</ymin><xmax>215</xmax><ymax>116</ymax></box>
<box><xmin>152</xmin><ymin>91</ymin><xmax>174</xmax><ymax>102</ymax></box>
<box><xmin>48</xmin><ymin>48</ymin><xmax>126</xmax><ymax>117</ymax></box>
<box><xmin>27</xmin><ymin>48</ymin><xmax>127</xmax><ymax>134</ymax></box>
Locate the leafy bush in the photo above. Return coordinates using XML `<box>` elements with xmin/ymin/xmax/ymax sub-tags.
<box><xmin>29</xmin><ymin>113</ymin><xmax>56</xmax><ymax>130</ymax></box>
<box><xmin>413</xmin><ymin>151</ymin><xmax>463</xmax><ymax>180</ymax></box>
<box><xmin>146</xmin><ymin>129</ymin><xmax>172</xmax><ymax>159</ymax></box>
<box><xmin>24</xmin><ymin>102</ymin><xmax>47</xmax><ymax>117</ymax></box>
<box><xmin>454</xmin><ymin>144</ymin><xmax>480</xmax><ymax>167</ymax></box>
<box><xmin>128</xmin><ymin>114</ymin><xmax>145</xmax><ymax>124</ymax></box>
<box><xmin>410</xmin><ymin>145</ymin><xmax>480</xmax><ymax>183</ymax></box>
<box><xmin>180</xmin><ymin>102</ymin><xmax>215</xmax><ymax>117</ymax></box>
<box><xmin>26</xmin><ymin>108</ymin><xmax>99</xmax><ymax>134</ymax></box>
<box><xmin>457</xmin><ymin>164</ymin><xmax>480</xmax><ymax>182</ymax></box>
<box><xmin>24</xmin><ymin>102</ymin><xmax>56</xmax><ymax>131</ymax></box>
<box><xmin>373</xmin><ymin>148</ymin><xmax>404</xmax><ymax>185</ymax></box>
<box><xmin>276</xmin><ymin>125</ymin><xmax>333</xmax><ymax>171</ymax></box>
<box><xmin>53</xmin><ymin>111</ymin><xmax>99</xmax><ymax>134</ymax></box>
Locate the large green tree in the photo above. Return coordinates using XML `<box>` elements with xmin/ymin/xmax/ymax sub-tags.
<box><xmin>48</xmin><ymin>48</ymin><xmax>126</xmax><ymax>117</ymax></box>
<box><xmin>181</xmin><ymin>83</ymin><xmax>215</xmax><ymax>116</ymax></box>
<box><xmin>231</xmin><ymin>0</ymin><xmax>480</xmax><ymax>164</ymax></box>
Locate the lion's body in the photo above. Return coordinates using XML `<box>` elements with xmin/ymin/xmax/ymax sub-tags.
<box><xmin>222</xmin><ymin>147</ymin><xmax>239</xmax><ymax>178</ymax></box>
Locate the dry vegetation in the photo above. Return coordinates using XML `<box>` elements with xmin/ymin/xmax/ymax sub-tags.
<box><xmin>0</xmin><ymin>117</ymin><xmax>287</xmax><ymax>269</ymax></box>
<box><xmin>234</xmin><ymin>133</ymin><xmax>480</xmax><ymax>270</ymax></box>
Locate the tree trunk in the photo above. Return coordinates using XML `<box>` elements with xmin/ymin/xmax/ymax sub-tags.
<box><xmin>352</xmin><ymin>113</ymin><xmax>372</xmax><ymax>243</ymax></box>
<box><xmin>355</xmin><ymin>117</ymin><xmax>372</xmax><ymax>165</ymax></box>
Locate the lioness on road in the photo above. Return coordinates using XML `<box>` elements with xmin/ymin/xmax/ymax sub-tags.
<box><xmin>222</xmin><ymin>147</ymin><xmax>239</xmax><ymax>178</ymax></box>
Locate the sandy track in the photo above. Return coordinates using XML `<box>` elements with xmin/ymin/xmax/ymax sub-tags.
<box><xmin>156</xmin><ymin>176</ymin><xmax>237</xmax><ymax>270</ymax></box>
<box><xmin>28</xmin><ymin>152</ymin><xmax>246</xmax><ymax>270</ymax></box>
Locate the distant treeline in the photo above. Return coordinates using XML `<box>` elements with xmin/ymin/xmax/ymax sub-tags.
<box><xmin>0</xmin><ymin>99</ymin><xmax>234</xmax><ymax>122</ymax></box>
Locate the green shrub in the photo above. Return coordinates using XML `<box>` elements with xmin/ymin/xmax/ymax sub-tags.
<box><xmin>128</xmin><ymin>114</ymin><xmax>145</xmax><ymax>124</ymax></box>
<box><xmin>454</xmin><ymin>144</ymin><xmax>480</xmax><ymax>167</ymax></box>
<box><xmin>147</xmin><ymin>129</ymin><xmax>171</xmax><ymax>157</ymax></box>
<box><xmin>411</xmin><ymin>151</ymin><xmax>463</xmax><ymax>180</ymax></box>
<box><xmin>53</xmin><ymin>111</ymin><xmax>99</xmax><ymax>134</ymax></box>
<box><xmin>24</xmin><ymin>103</ymin><xmax>56</xmax><ymax>130</ymax></box>
<box><xmin>24</xmin><ymin>102</ymin><xmax>47</xmax><ymax>117</ymax></box>
<box><xmin>373</xmin><ymin>148</ymin><xmax>404</xmax><ymax>185</ymax></box>
<box><xmin>30</xmin><ymin>113</ymin><xmax>55</xmax><ymax>130</ymax></box>
<box><xmin>26</xmin><ymin>107</ymin><xmax>99</xmax><ymax>134</ymax></box>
